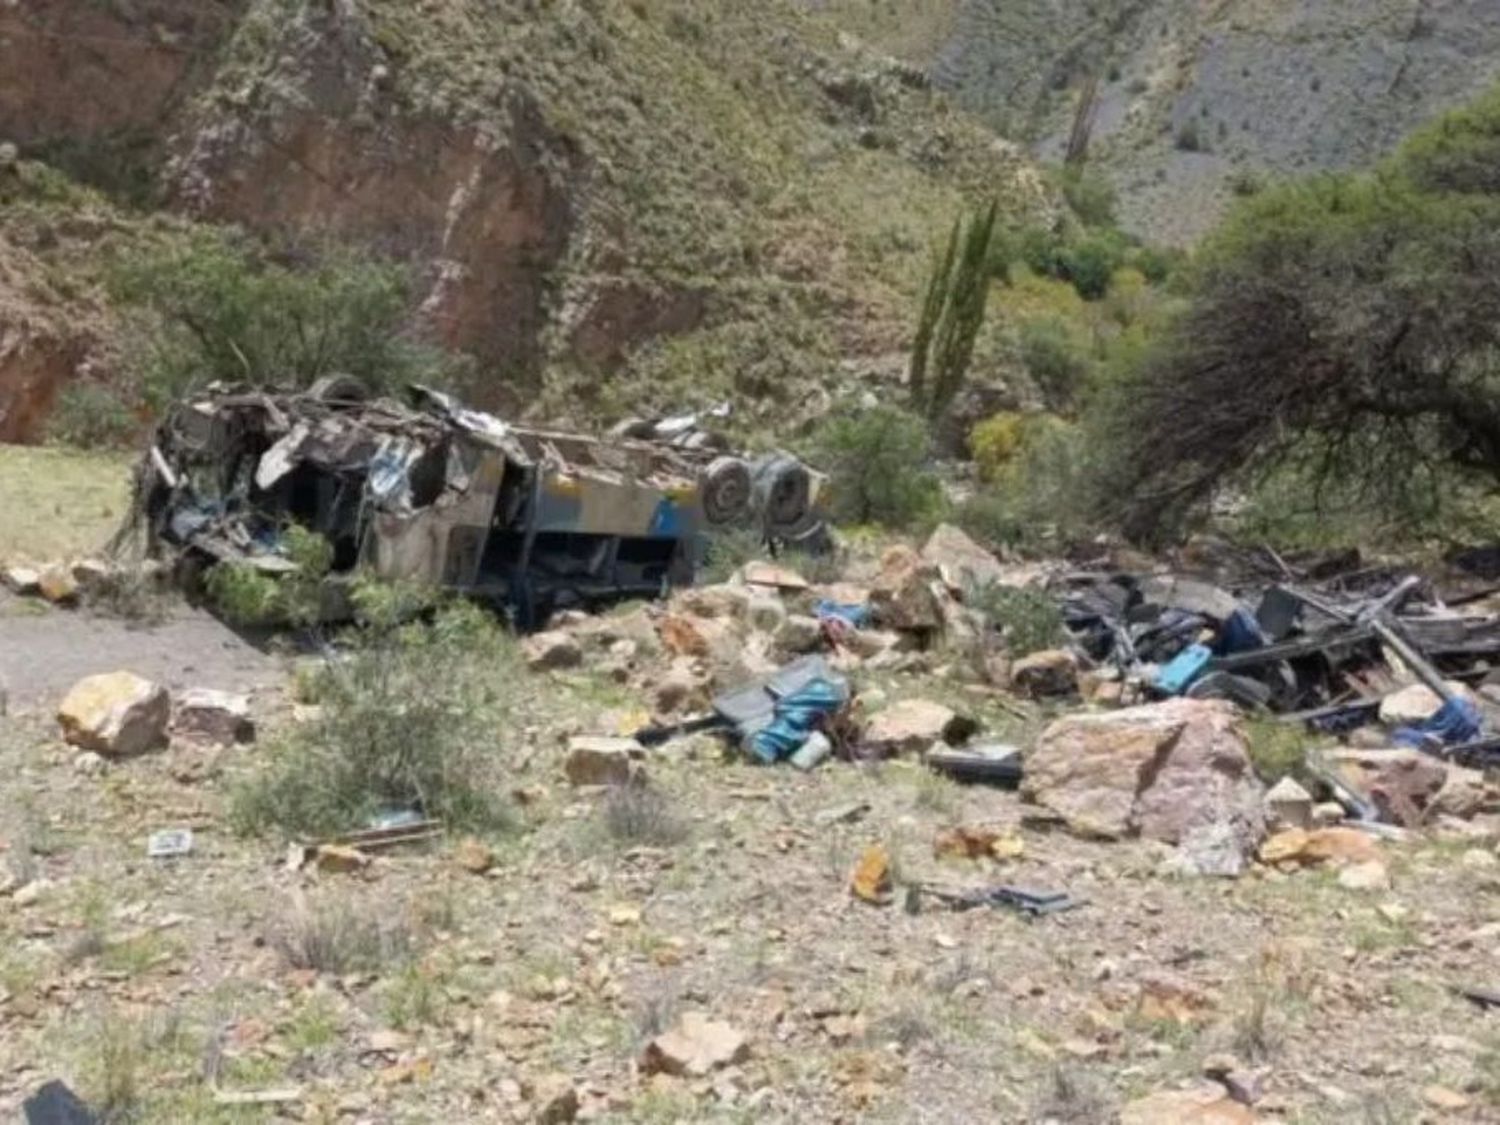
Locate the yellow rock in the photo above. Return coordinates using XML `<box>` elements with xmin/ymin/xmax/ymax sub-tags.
<box><xmin>56</xmin><ymin>671</ymin><xmax>169</xmax><ymax>757</ymax></box>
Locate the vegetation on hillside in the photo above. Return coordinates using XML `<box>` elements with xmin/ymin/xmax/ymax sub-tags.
<box><xmin>1102</xmin><ymin>83</ymin><xmax>1500</xmax><ymax>543</ymax></box>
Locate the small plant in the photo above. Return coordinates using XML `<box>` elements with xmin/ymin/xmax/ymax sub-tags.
<box><xmin>1028</xmin><ymin>1064</ymin><xmax>1116</xmax><ymax>1123</ymax></box>
<box><xmin>46</xmin><ymin>383</ymin><xmax>138</xmax><ymax>449</ymax></box>
<box><xmin>1245</xmin><ymin>720</ymin><xmax>1311</xmax><ymax>782</ymax></box>
<box><xmin>1175</xmin><ymin>118</ymin><xmax>1205</xmax><ymax>152</ymax></box>
<box><xmin>232</xmin><ymin>601</ymin><xmax>519</xmax><ymax>837</ymax></box>
<box><xmin>1019</xmin><ymin>316</ymin><xmax>1094</xmax><ymax>409</ymax></box>
<box><xmin>274</xmin><ymin>892</ymin><xmax>417</xmax><ymax>975</ymax></box>
<box><xmin>967</xmin><ymin>581</ymin><xmax>1064</xmax><ymax>657</ymax></box>
<box><xmin>813</xmin><ymin>405</ymin><xmax>944</xmax><ymax>529</ymax></box>
<box><xmin>206</xmin><ymin>524</ymin><xmax>334</xmax><ymax>629</ymax></box>
<box><xmin>602</xmin><ymin>781</ymin><xmax>689</xmax><ymax>847</ymax></box>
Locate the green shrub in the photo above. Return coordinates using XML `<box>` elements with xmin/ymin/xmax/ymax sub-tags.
<box><xmin>957</xmin><ymin>417</ymin><xmax>1106</xmax><ymax>552</ymax></box>
<box><xmin>109</xmin><ymin>233</ymin><xmax>463</xmax><ymax>410</ymax></box>
<box><xmin>231</xmin><ymin>601</ymin><xmax>519</xmax><ymax>837</ymax></box>
<box><xmin>814</xmin><ymin>406</ymin><xmax>945</xmax><ymax>529</ymax></box>
<box><xmin>1018</xmin><ymin>316</ymin><xmax>1094</xmax><ymax>408</ymax></box>
<box><xmin>205</xmin><ymin>525</ymin><xmax>334</xmax><ymax>628</ymax></box>
<box><xmin>46</xmin><ymin>383</ymin><xmax>137</xmax><ymax>449</ymax></box>
<box><xmin>1060</xmin><ymin>166</ymin><xmax>1118</xmax><ymax>227</ymax></box>
<box><xmin>966</xmin><ymin>581</ymin><xmax>1065</xmax><ymax>657</ymax></box>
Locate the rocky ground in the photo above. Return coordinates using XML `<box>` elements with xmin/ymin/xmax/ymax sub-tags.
<box><xmin>3</xmin><ymin>523</ymin><xmax>1500</xmax><ymax>1123</ymax></box>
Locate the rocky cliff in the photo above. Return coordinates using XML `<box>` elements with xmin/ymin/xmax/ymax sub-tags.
<box><xmin>0</xmin><ymin>0</ymin><xmax>1053</xmax><ymax>441</ymax></box>
<box><xmin>836</xmin><ymin>0</ymin><xmax>1500</xmax><ymax>244</ymax></box>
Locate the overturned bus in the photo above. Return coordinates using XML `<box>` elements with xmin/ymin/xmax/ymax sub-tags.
<box><xmin>130</xmin><ymin>380</ymin><xmax>826</xmax><ymax>621</ymax></box>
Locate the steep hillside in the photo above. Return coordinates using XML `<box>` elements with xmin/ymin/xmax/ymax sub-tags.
<box><xmin>0</xmin><ymin>0</ymin><xmax>1055</xmax><ymax>441</ymax></box>
<box><xmin>839</xmin><ymin>0</ymin><xmax>1500</xmax><ymax>244</ymax></box>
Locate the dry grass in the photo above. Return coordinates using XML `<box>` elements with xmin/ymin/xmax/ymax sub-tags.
<box><xmin>0</xmin><ymin>443</ymin><xmax>131</xmax><ymax>562</ymax></box>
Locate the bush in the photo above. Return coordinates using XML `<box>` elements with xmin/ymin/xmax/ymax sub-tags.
<box><xmin>1061</xmin><ymin>166</ymin><xmax>1118</xmax><ymax>227</ymax></box>
<box><xmin>814</xmin><ymin>406</ymin><xmax>945</xmax><ymax>529</ymax></box>
<box><xmin>1018</xmin><ymin>316</ymin><xmax>1094</xmax><ymax>408</ymax></box>
<box><xmin>46</xmin><ymin>383</ymin><xmax>137</xmax><ymax>449</ymax></box>
<box><xmin>109</xmin><ymin>233</ymin><xmax>462</xmax><ymax>410</ymax></box>
<box><xmin>969</xmin><ymin>412</ymin><xmax>1027</xmax><ymax>482</ymax></box>
<box><xmin>231</xmin><ymin>600</ymin><xmax>519</xmax><ymax>837</ymax></box>
<box><xmin>205</xmin><ymin>525</ymin><xmax>334</xmax><ymax>628</ymax></box>
<box><xmin>966</xmin><ymin>581</ymin><xmax>1065</xmax><ymax>657</ymax></box>
<box><xmin>957</xmin><ymin>416</ymin><xmax>1106</xmax><ymax>552</ymax></box>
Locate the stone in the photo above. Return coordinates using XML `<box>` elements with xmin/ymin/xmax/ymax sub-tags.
<box><xmin>533</xmin><ymin>1074</ymin><xmax>579</xmax><ymax>1123</ymax></box>
<box><xmin>920</xmin><ymin>523</ymin><xmax>1005</xmax><ymax>592</ymax></box>
<box><xmin>523</xmin><ymin>631</ymin><xmax>584</xmax><ymax>672</ymax></box>
<box><xmin>742</xmin><ymin>594</ymin><xmax>787</xmax><ymax>635</ymax></box>
<box><xmin>1311</xmin><ymin>801</ymin><xmax>1345</xmax><ymax>826</ymax></box>
<box><xmin>1122</xmin><ymin>1085</ymin><xmax>1258</xmax><ymax>1125</ymax></box>
<box><xmin>1263</xmin><ymin>776</ymin><xmax>1314</xmax><ymax>831</ymax></box>
<box><xmin>1010</xmin><ymin>649</ymin><xmax>1078</xmax><ymax>698</ymax></box>
<box><xmin>70</xmin><ymin>557</ymin><xmax>114</xmax><ymax>591</ymax></box>
<box><xmin>1168</xmin><ymin>820</ymin><xmax>1251</xmax><ymax>878</ymax></box>
<box><xmin>1337</xmin><ymin>859</ymin><xmax>1390</xmax><ymax>891</ymax></box>
<box><xmin>564</xmin><ymin>736</ymin><xmax>640</xmax><ymax>786</ymax></box>
<box><xmin>314</xmin><ymin>844</ymin><xmax>371</xmax><ymax>873</ymax></box>
<box><xmin>37</xmin><ymin>564</ymin><xmax>79</xmax><ymax>604</ymax></box>
<box><xmin>1433</xmin><ymin>763</ymin><xmax>1491</xmax><ymax>819</ymax></box>
<box><xmin>675</xmin><ymin>585</ymin><xmax>751</xmax><ymax>620</ymax></box>
<box><xmin>654</xmin><ymin>662</ymin><xmax>707</xmax><ymax>714</ymax></box>
<box><xmin>1423</xmin><ymin>1085</ymin><xmax>1471</xmax><ymax>1111</ymax></box>
<box><xmin>842</xmin><ymin>628</ymin><xmax>901</xmax><ymax>660</ymax></box>
<box><xmin>640</xmin><ymin>1012</ymin><xmax>750</xmax><ymax>1077</ymax></box>
<box><xmin>1260</xmin><ymin>826</ymin><xmax>1382</xmax><ymax>867</ymax></box>
<box><xmin>741</xmin><ymin>560</ymin><xmax>809</xmax><ymax>591</ymax></box>
<box><xmin>849</xmin><ymin>843</ymin><xmax>892</xmax><ymax>904</ymax></box>
<box><xmin>773</xmin><ymin>614</ymin><xmax>823</xmax><ymax>655</ymax></box>
<box><xmin>1</xmin><ymin>564</ymin><xmax>39</xmax><ymax>595</ymax></box>
<box><xmin>1379</xmin><ymin>681</ymin><xmax>1472</xmax><ymax>725</ymax></box>
<box><xmin>868</xmin><ymin>546</ymin><xmax>944</xmax><ymax>632</ymax></box>
<box><xmin>453</xmin><ymin>837</ymin><xmax>495</xmax><ymax>874</ymax></box>
<box><xmin>1326</xmin><ymin>748</ymin><xmax>1447</xmax><ymax>826</ymax></box>
<box><xmin>173</xmin><ymin>688</ymin><xmax>254</xmax><ymax>745</ymax></box>
<box><xmin>862</xmin><ymin>699</ymin><xmax>973</xmax><ymax>756</ymax></box>
<box><xmin>1023</xmin><ymin>699</ymin><xmax>1264</xmax><ymax>857</ymax></box>
<box><xmin>57</xmin><ymin>672</ymin><xmax>170</xmax><ymax>757</ymax></box>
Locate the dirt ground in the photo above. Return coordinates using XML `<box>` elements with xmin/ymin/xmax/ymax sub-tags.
<box><xmin>1</xmin><ymin>591</ymin><xmax>1499</xmax><ymax>1123</ymax></box>
<box><xmin>2</xmin><ymin>444</ymin><xmax>1500</xmax><ymax>1123</ymax></box>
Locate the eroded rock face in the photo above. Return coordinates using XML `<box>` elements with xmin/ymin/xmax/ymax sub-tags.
<box><xmin>1023</xmin><ymin>698</ymin><xmax>1264</xmax><ymax>859</ymax></box>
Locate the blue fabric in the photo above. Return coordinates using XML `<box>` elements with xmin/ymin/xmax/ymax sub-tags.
<box><xmin>1217</xmin><ymin>608</ymin><xmax>1266</xmax><ymax>655</ymax></box>
<box><xmin>747</xmin><ymin>676</ymin><xmax>848</xmax><ymax>764</ymax></box>
<box><xmin>816</xmin><ymin>600</ymin><xmax>871</xmax><ymax>629</ymax></box>
<box><xmin>1155</xmin><ymin>643</ymin><xmax>1213</xmax><ymax>695</ymax></box>
<box><xmin>1393</xmin><ymin>696</ymin><xmax>1483</xmax><ymax>748</ymax></box>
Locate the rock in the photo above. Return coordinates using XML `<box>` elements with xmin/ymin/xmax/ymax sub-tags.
<box><xmin>1379</xmin><ymin>681</ymin><xmax>1472</xmax><ymax>724</ymax></box>
<box><xmin>1423</xmin><ymin>1085</ymin><xmax>1472</xmax><ymax>1111</ymax></box>
<box><xmin>533</xmin><ymin>1074</ymin><xmax>579</xmax><ymax>1123</ymax></box>
<box><xmin>2</xmin><ymin>564</ymin><xmax>39</xmax><ymax>595</ymax></box>
<box><xmin>1311</xmin><ymin>801</ymin><xmax>1345</xmax><ymax>826</ymax></box>
<box><xmin>1169</xmin><ymin>820</ymin><xmax>1252</xmax><ymax>878</ymax></box>
<box><xmin>314</xmin><ymin>844</ymin><xmax>371</xmax><ymax>873</ymax></box>
<box><xmin>741</xmin><ymin>560</ymin><xmax>809</xmax><ymax>591</ymax></box>
<box><xmin>921</xmin><ymin>524</ymin><xmax>1006</xmax><ymax>592</ymax></box>
<box><xmin>640</xmin><ymin>1012</ymin><xmax>750</xmax><ymax>1077</ymax></box>
<box><xmin>1023</xmin><ymin>699</ymin><xmax>1264</xmax><ymax>857</ymax></box>
<box><xmin>1259</xmin><ymin>826</ymin><xmax>1382</xmax><ymax>867</ymax></box>
<box><xmin>70</xmin><ymin>557</ymin><xmax>114</xmax><ymax>592</ymax></box>
<box><xmin>173</xmin><ymin>688</ymin><xmax>254</xmax><ymax>745</ymax></box>
<box><xmin>773</xmin><ymin>614</ymin><xmax>823</xmax><ymax>655</ymax></box>
<box><xmin>564</xmin><ymin>736</ymin><xmax>640</xmax><ymax>786</ymax></box>
<box><xmin>1460</xmin><ymin>846</ymin><xmax>1498</xmax><ymax>872</ymax></box>
<box><xmin>654</xmin><ymin>662</ymin><xmax>707</xmax><ymax>714</ymax></box>
<box><xmin>56</xmin><ymin>672</ymin><xmax>170</xmax><ymax>757</ymax></box>
<box><xmin>1263</xmin><ymin>776</ymin><xmax>1313</xmax><ymax>831</ymax></box>
<box><xmin>658</xmin><ymin>613</ymin><xmax>719</xmax><ymax>658</ymax></box>
<box><xmin>868</xmin><ymin>546</ymin><xmax>944</xmax><ymax>632</ymax></box>
<box><xmin>1326</xmin><ymin>748</ymin><xmax>1447</xmax><ymax>826</ymax></box>
<box><xmin>453</xmin><ymin>837</ymin><xmax>495</xmax><ymax>874</ymax></box>
<box><xmin>842</xmin><ymin>628</ymin><xmax>901</xmax><ymax>660</ymax></box>
<box><xmin>862</xmin><ymin>699</ymin><xmax>974</xmax><ymax>756</ymax></box>
<box><xmin>675</xmin><ymin>585</ymin><xmax>751</xmax><ymax>620</ymax></box>
<box><xmin>849</xmin><ymin>843</ymin><xmax>892</xmax><ymax>904</ymax></box>
<box><xmin>1433</xmin><ymin>763</ymin><xmax>1491</xmax><ymax>819</ymax></box>
<box><xmin>742</xmin><ymin>594</ymin><xmax>787</xmax><ymax>635</ymax></box>
<box><xmin>523</xmin><ymin>631</ymin><xmax>583</xmax><ymax>672</ymax></box>
<box><xmin>36</xmin><ymin>564</ymin><xmax>79</xmax><ymax>604</ymax></box>
<box><xmin>1122</xmin><ymin>1085</ymin><xmax>1258</xmax><ymax>1124</ymax></box>
<box><xmin>1337</xmin><ymin>859</ymin><xmax>1390</xmax><ymax>890</ymax></box>
<box><xmin>1010</xmin><ymin>649</ymin><xmax>1078</xmax><ymax>698</ymax></box>
<box><xmin>1135</xmin><ymin>970</ymin><xmax>1214</xmax><ymax>1024</ymax></box>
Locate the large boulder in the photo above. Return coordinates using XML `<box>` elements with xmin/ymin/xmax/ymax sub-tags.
<box><xmin>920</xmin><ymin>524</ymin><xmax>1005</xmax><ymax>592</ymax></box>
<box><xmin>868</xmin><ymin>546</ymin><xmax>945</xmax><ymax>632</ymax></box>
<box><xmin>57</xmin><ymin>672</ymin><xmax>170</xmax><ymax>757</ymax></box>
<box><xmin>1023</xmin><ymin>699</ymin><xmax>1264</xmax><ymax>859</ymax></box>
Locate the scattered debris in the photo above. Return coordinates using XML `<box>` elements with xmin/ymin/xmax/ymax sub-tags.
<box><xmin>211</xmin><ymin>1088</ymin><xmax>304</xmax><ymax>1108</ymax></box>
<box><xmin>1263</xmin><ymin>776</ymin><xmax>1313</xmax><ymax>831</ymax></box>
<box><xmin>146</xmin><ymin>828</ymin><xmax>194</xmax><ymax>859</ymax></box>
<box><xmin>22</xmin><ymin>1080</ymin><xmax>97</xmax><ymax>1125</ymax></box>
<box><xmin>56</xmin><ymin>671</ymin><xmax>170</xmax><ymax>757</ymax></box>
<box><xmin>925</xmin><ymin>743</ymin><xmax>1023</xmax><ymax>787</ymax></box>
<box><xmin>640</xmin><ymin>1012</ymin><xmax>750</xmax><ymax>1077</ymax></box>
<box><xmin>904</xmin><ymin>881</ymin><xmax>1081</xmax><ymax>918</ymax></box>
<box><xmin>2</xmin><ymin>563</ymin><xmax>41</xmax><ymax>596</ymax></box>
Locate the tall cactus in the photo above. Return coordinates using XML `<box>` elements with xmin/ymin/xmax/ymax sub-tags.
<box><xmin>910</xmin><ymin>200</ymin><xmax>999</xmax><ymax>422</ymax></box>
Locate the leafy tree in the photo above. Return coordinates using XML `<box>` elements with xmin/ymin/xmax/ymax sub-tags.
<box><xmin>909</xmin><ymin>201</ymin><xmax>1001</xmax><ymax>421</ymax></box>
<box><xmin>1104</xmin><ymin>83</ymin><xmax>1500</xmax><ymax>542</ymax></box>
<box><xmin>110</xmin><ymin>233</ymin><xmax>461</xmax><ymax>410</ymax></box>
<box><xmin>815</xmin><ymin>406</ymin><xmax>944</xmax><ymax>528</ymax></box>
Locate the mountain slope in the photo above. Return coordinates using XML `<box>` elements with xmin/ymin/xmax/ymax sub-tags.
<box><xmin>0</xmin><ymin>0</ymin><xmax>1056</xmax><ymax>440</ymax></box>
